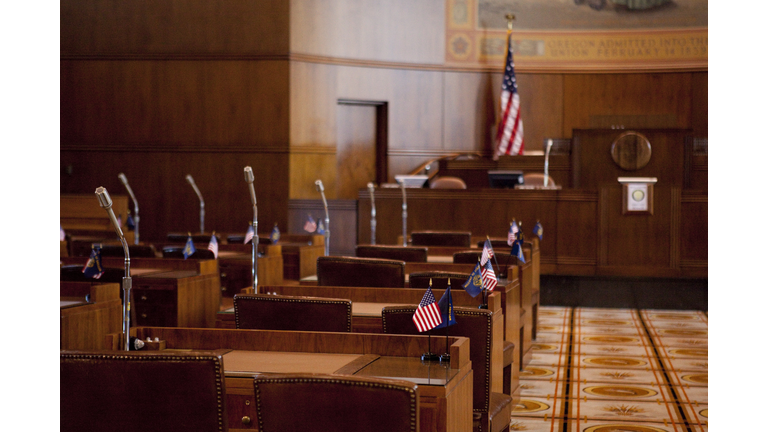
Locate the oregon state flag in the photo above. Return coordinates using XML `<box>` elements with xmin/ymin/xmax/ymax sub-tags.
<box><xmin>183</xmin><ymin>236</ymin><xmax>196</xmax><ymax>259</ymax></box>
<box><xmin>434</xmin><ymin>281</ymin><xmax>457</xmax><ymax>329</ymax></box>
<box><xmin>270</xmin><ymin>224</ymin><xmax>281</xmax><ymax>243</ymax></box>
<box><xmin>462</xmin><ymin>262</ymin><xmax>483</xmax><ymax>298</ymax></box>
<box><xmin>82</xmin><ymin>247</ymin><xmax>105</xmax><ymax>279</ymax></box>
<box><xmin>533</xmin><ymin>221</ymin><xmax>543</xmax><ymax>241</ymax></box>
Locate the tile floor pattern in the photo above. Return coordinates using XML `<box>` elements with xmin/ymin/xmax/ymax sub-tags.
<box><xmin>509</xmin><ymin>307</ymin><xmax>708</xmax><ymax>432</ymax></box>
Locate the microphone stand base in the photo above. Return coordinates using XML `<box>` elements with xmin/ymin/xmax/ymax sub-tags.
<box><xmin>478</xmin><ymin>304</ymin><xmax>488</xmax><ymax>309</ymax></box>
<box><xmin>439</xmin><ymin>353</ymin><xmax>451</xmax><ymax>363</ymax></box>
<box><xmin>421</xmin><ymin>353</ymin><xmax>440</xmax><ymax>362</ymax></box>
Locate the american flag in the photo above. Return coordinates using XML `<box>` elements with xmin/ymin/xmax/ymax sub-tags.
<box><xmin>493</xmin><ymin>32</ymin><xmax>524</xmax><ymax>159</ymax></box>
<box><xmin>207</xmin><ymin>234</ymin><xmax>218</xmax><ymax>258</ymax></box>
<box><xmin>507</xmin><ymin>221</ymin><xmax>519</xmax><ymax>246</ymax></box>
<box><xmin>481</xmin><ymin>239</ymin><xmax>494</xmax><ymax>266</ymax></box>
<box><xmin>303</xmin><ymin>214</ymin><xmax>317</xmax><ymax>233</ymax></box>
<box><xmin>481</xmin><ymin>259</ymin><xmax>498</xmax><ymax>292</ymax></box>
<box><xmin>243</xmin><ymin>225</ymin><xmax>254</xmax><ymax>244</ymax></box>
<box><xmin>60</xmin><ymin>225</ymin><xmax>66</xmax><ymax>241</ymax></box>
<box><xmin>412</xmin><ymin>287</ymin><xmax>443</xmax><ymax>332</ymax></box>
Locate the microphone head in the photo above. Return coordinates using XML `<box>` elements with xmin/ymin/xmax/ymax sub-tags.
<box><xmin>95</xmin><ymin>187</ymin><xmax>113</xmax><ymax>209</ymax></box>
<box><xmin>367</xmin><ymin>182</ymin><xmax>375</xmax><ymax>191</ymax></box>
<box><xmin>244</xmin><ymin>166</ymin><xmax>254</xmax><ymax>183</ymax></box>
<box><xmin>185</xmin><ymin>174</ymin><xmax>195</xmax><ymax>185</ymax></box>
<box><xmin>315</xmin><ymin>180</ymin><xmax>324</xmax><ymax>192</ymax></box>
<box><xmin>118</xmin><ymin>173</ymin><xmax>128</xmax><ymax>185</ymax></box>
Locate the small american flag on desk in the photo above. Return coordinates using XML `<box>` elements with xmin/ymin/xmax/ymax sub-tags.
<box><xmin>207</xmin><ymin>234</ymin><xmax>218</xmax><ymax>258</ymax></box>
<box><xmin>481</xmin><ymin>239</ymin><xmax>494</xmax><ymax>265</ymax></box>
<box><xmin>243</xmin><ymin>225</ymin><xmax>254</xmax><ymax>245</ymax></box>
<box><xmin>413</xmin><ymin>286</ymin><xmax>443</xmax><ymax>332</ymax></box>
<box><xmin>507</xmin><ymin>221</ymin><xmax>519</xmax><ymax>246</ymax></box>
<box><xmin>303</xmin><ymin>214</ymin><xmax>317</xmax><ymax>233</ymax></box>
<box><xmin>481</xmin><ymin>259</ymin><xmax>498</xmax><ymax>291</ymax></box>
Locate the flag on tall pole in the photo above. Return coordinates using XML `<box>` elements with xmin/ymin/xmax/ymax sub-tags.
<box><xmin>413</xmin><ymin>285</ymin><xmax>443</xmax><ymax>332</ymax></box>
<box><xmin>207</xmin><ymin>233</ymin><xmax>219</xmax><ymax>258</ymax></box>
<box><xmin>493</xmin><ymin>17</ymin><xmax>524</xmax><ymax>159</ymax></box>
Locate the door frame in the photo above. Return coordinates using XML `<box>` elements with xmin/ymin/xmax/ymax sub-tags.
<box><xmin>337</xmin><ymin>99</ymin><xmax>388</xmax><ymax>185</ymax></box>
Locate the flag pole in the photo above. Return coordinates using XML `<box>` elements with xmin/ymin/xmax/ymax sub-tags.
<box><xmin>440</xmin><ymin>279</ymin><xmax>453</xmax><ymax>363</ymax></box>
<box><xmin>479</xmin><ymin>257</ymin><xmax>488</xmax><ymax>309</ymax></box>
<box><xmin>488</xmin><ymin>235</ymin><xmax>504</xmax><ymax>279</ymax></box>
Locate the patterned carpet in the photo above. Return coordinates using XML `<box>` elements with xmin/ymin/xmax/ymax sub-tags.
<box><xmin>509</xmin><ymin>307</ymin><xmax>708</xmax><ymax>432</ymax></box>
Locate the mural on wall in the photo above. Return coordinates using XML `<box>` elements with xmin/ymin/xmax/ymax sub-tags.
<box><xmin>447</xmin><ymin>0</ymin><xmax>708</xmax><ymax>70</ymax></box>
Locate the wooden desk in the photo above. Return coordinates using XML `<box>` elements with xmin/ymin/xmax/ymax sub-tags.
<box><xmin>217</xmin><ymin>244</ymin><xmax>284</xmax><ymax>296</ymax></box>
<box><xmin>118</xmin><ymin>327</ymin><xmax>474</xmax><ymax>432</ymax></box>
<box><xmin>60</xmin><ymin>282</ymin><xmax>122</xmax><ymax>350</ymax></box>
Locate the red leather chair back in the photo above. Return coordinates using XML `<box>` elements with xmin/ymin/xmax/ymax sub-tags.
<box><xmin>452</xmin><ymin>251</ymin><xmax>483</xmax><ymax>264</ymax></box>
<box><xmin>60</xmin><ymin>350</ymin><xmax>227</xmax><ymax>432</ymax></box>
<box><xmin>356</xmin><ymin>245</ymin><xmax>428</xmax><ymax>262</ymax></box>
<box><xmin>317</xmin><ymin>256</ymin><xmax>405</xmax><ymax>287</ymax></box>
<box><xmin>411</xmin><ymin>231</ymin><xmax>472</xmax><ymax>247</ymax></box>
<box><xmin>408</xmin><ymin>271</ymin><xmax>471</xmax><ymax>290</ymax></box>
<box><xmin>234</xmin><ymin>294</ymin><xmax>352</xmax><ymax>332</ymax></box>
<box><xmin>253</xmin><ymin>373</ymin><xmax>419</xmax><ymax>432</ymax></box>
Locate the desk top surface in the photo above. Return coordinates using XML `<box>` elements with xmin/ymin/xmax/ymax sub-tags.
<box><xmin>219</xmin><ymin>301</ymin><xmax>412</xmax><ymax>318</ymax></box>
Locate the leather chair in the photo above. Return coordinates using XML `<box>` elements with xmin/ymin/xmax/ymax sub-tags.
<box><xmin>356</xmin><ymin>245</ymin><xmax>428</xmax><ymax>262</ymax></box>
<box><xmin>408</xmin><ymin>271</ymin><xmax>470</xmax><ymax>290</ymax></box>
<box><xmin>99</xmin><ymin>244</ymin><xmax>157</xmax><ymax>258</ymax></box>
<box><xmin>382</xmin><ymin>306</ymin><xmax>512</xmax><ymax>432</ymax></box>
<box><xmin>60</xmin><ymin>264</ymin><xmax>125</xmax><ymax>283</ymax></box>
<box><xmin>167</xmin><ymin>232</ymin><xmax>221</xmax><ymax>244</ymax></box>
<box><xmin>162</xmin><ymin>246</ymin><xmax>216</xmax><ymax>259</ymax></box>
<box><xmin>234</xmin><ymin>294</ymin><xmax>352</xmax><ymax>332</ymax></box>
<box><xmin>429</xmin><ymin>176</ymin><xmax>467</xmax><ymax>189</ymax></box>
<box><xmin>253</xmin><ymin>373</ymin><xmax>419</xmax><ymax>432</ymax></box>
<box><xmin>60</xmin><ymin>350</ymin><xmax>228</xmax><ymax>432</ymax></box>
<box><xmin>452</xmin><ymin>250</ymin><xmax>483</xmax><ymax>264</ymax></box>
<box><xmin>317</xmin><ymin>256</ymin><xmax>406</xmax><ymax>288</ymax></box>
<box><xmin>522</xmin><ymin>172</ymin><xmax>556</xmax><ymax>187</ymax></box>
<box><xmin>411</xmin><ymin>231</ymin><xmax>472</xmax><ymax>247</ymax></box>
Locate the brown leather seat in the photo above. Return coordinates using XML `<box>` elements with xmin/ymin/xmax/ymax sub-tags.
<box><xmin>382</xmin><ymin>306</ymin><xmax>512</xmax><ymax>432</ymax></box>
<box><xmin>453</xmin><ymin>250</ymin><xmax>483</xmax><ymax>264</ymax></box>
<box><xmin>429</xmin><ymin>176</ymin><xmax>467</xmax><ymax>189</ymax></box>
<box><xmin>60</xmin><ymin>350</ymin><xmax>228</xmax><ymax>432</ymax></box>
<box><xmin>162</xmin><ymin>246</ymin><xmax>216</xmax><ymax>259</ymax></box>
<box><xmin>411</xmin><ymin>231</ymin><xmax>472</xmax><ymax>247</ymax></box>
<box><xmin>234</xmin><ymin>294</ymin><xmax>352</xmax><ymax>332</ymax></box>
<box><xmin>356</xmin><ymin>245</ymin><xmax>428</xmax><ymax>262</ymax></box>
<box><xmin>522</xmin><ymin>172</ymin><xmax>556</xmax><ymax>186</ymax></box>
<box><xmin>408</xmin><ymin>271</ymin><xmax>470</xmax><ymax>290</ymax></box>
<box><xmin>253</xmin><ymin>373</ymin><xmax>419</xmax><ymax>432</ymax></box>
<box><xmin>317</xmin><ymin>256</ymin><xmax>405</xmax><ymax>287</ymax></box>
<box><xmin>99</xmin><ymin>244</ymin><xmax>157</xmax><ymax>258</ymax></box>
<box><xmin>167</xmin><ymin>232</ymin><xmax>221</xmax><ymax>244</ymax></box>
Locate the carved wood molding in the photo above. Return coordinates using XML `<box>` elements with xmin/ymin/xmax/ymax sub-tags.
<box><xmin>60</xmin><ymin>143</ymin><xmax>289</xmax><ymax>153</ymax></box>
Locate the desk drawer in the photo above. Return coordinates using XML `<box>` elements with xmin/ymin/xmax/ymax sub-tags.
<box><xmin>133</xmin><ymin>303</ymin><xmax>177</xmax><ymax>327</ymax></box>
<box><xmin>133</xmin><ymin>288</ymin><xmax>176</xmax><ymax>306</ymax></box>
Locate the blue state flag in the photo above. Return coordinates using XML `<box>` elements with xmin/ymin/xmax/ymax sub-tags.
<box><xmin>461</xmin><ymin>262</ymin><xmax>483</xmax><ymax>298</ymax></box>
<box><xmin>434</xmin><ymin>282</ymin><xmax>457</xmax><ymax>329</ymax></box>
<box><xmin>533</xmin><ymin>221</ymin><xmax>543</xmax><ymax>241</ymax></box>
<box><xmin>511</xmin><ymin>240</ymin><xmax>526</xmax><ymax>264</ymax></box>
<box><xmin>317</xmin><ymin>219</ymin><xmax>326</xmax><ymax>235</ymax></box>
<box><xmin>183</xmin><ymin>236</ymin><xmax>196</xmax><ymax>259</ymax></box>
<box><xmin>270</xmin><ymin>224</ymin><xmax>281</xmax><ymax>243</ymax></box>
<box><xmin>126</xmin><ymin>213</ymin><xmax>135</xmax><ymax>230</ymax></box>
<box><xmin>82</xmin><ymin>247</ymin><xmax>105</xmax><ymax>279</ymax></box>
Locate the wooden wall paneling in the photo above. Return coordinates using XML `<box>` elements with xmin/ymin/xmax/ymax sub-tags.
<box><xmin>555</xmin><ymin>190</ymin><xmax>598</xmax><ymax>275</ymax></box>
<box><xmin>60</xmin><ymin>151</ymin><xmax>289</xmax><ymax>243</ymax></box>
<box><xmin>289</xmin><ymin>0</ymin><xmax>445</xmax><ymax>65</ymax></box>
<box><xmin>515</xmin><ymin>73</ymin><xmax>565</xmax><ymax>153</ymax></box>
<box><xmin>598</xmin><ymin>185</ymin><xmax>676</xmax><ymax>277</ymax></box>
<box><xmin>571</xmin><ymin>128</ymin><xmax>689</xmax><ymax>190</ymax></box>
<box><xmin>61</xmin><ymin>0</ymin><xmax>290</xmax><ymax>55</ymax></box>
<box><xmin>443</xmin><ymin>71</ymin><xmax>497</xmax><ymax>153</ymax></box>
<box><xmin>289</xmin><ymin>151</ymin><xmax>338</xmax><ymax>200</ymax></box>
<box><xmin>562</xmin><ymin>73</ymin><xmax>693</xmax><ymax>137</ymax></box>
<box><xmin>336</xmin><ymin>103</ymin><xmax>378</xmax><ymax>200</ymax></box>
<box><xmin>288</xmin><ymin>199</ymin><xmax>358</xmax><ymax>256</ymax></box>
<box><xmin>690</xmin><ymin>72</ymin><xmax>708</xmax><ymax>137</ymax></box>
<box><xmin>61</xmin><ymin>60</ymin><xmax>290</xmax><ymax>147</ymax></box>
<box><xmin>679</xmin><ymin>192</ymin><xmax>708</xmax><ymax>277</ymax></box>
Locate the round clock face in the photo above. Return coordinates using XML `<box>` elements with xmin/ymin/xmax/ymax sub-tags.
<box><xmin>631</xmin><ymin>189</ymin><xmax>645</xmax><ymax>201</ymax></box>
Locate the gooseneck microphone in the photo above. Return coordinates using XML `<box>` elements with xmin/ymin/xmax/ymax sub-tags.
<box><xmin>95</xmin><ymin>187</ymin><xmax>132</xmax><ymax>352</ymax></box>
<box><xmin>367</xmin><ymin>182</ymin><xmax>376</xmax><ymax>245</ymax></box>
<box><xmin>315</xmin><ymin>180</ymin><xmax>330</xmax><ymax>256</ymax></box>
<box><xmin>399</xmin><ymin>179</ymin><xmax>408</xmax><ymax>246</ymax></box>
<box><xmin>117</xmin><ymin>173</ymin><xmax>140</xmax><ymax>245</ymax></box>
<box><xmin>185</xmin><ymin>174</ymin><xmax>205</xmax><ymax>233</ymax></box>
<box><xmin>244</xmin><ymin>167</ymin><xmax>259</xmax><ymax>292</ymax></box>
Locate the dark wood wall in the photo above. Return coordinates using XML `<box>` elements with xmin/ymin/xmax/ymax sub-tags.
<box><xmin>61</xmin><ymin>0</ymin><xmax>707</xmax><ymax>254</ymax></box>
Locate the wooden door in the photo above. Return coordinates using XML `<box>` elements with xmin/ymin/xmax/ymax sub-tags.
<box><xmin>336</xmin><ymin>101</ymin><xmax>386</xmax><ymax>199</ymax></box>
